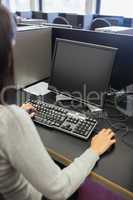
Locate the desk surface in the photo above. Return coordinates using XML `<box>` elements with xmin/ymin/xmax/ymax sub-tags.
<box><xmin>34</xmin><ymin>93</ymin><xmax>133</xmax><ymax>200</ymax></box>
<box><xmin>95</xmin><ymin>26</ymin><xmax>132</xmax><ymax>32</ymax></box>
<box><xmin>95</xmin><ymin>26</ymin><xmax>133</xmax><ymax>36</ymax></box>
<box><xmin>17</xmin><ymin>25</ymin><xmax>50</xmax><ymax>32</ymax></box>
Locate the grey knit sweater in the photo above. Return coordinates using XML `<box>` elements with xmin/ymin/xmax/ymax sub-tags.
<box><xmin>0</xmin><ymin>105</ymin><xmax>99</xmax><ymax>200</ymax></box>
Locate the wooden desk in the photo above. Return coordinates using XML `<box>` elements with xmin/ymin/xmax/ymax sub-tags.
<box><xmin>35</xmin><ymin>94</ymin><xmax>133</xmax><ymax>200</ymax></box>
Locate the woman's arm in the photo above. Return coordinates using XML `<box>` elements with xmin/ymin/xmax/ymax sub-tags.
<box><xmin>1</xmin><ymin>105</ymin><xmax>115</xmax><ymax>200</ymax></box>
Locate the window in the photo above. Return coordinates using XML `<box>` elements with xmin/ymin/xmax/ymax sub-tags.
<box><xmin>2</xmin><ymin>0</ymin><xmax>39</xmax><ymax>12</ymax></box>
<box><xmin>15</xmin><ymin>0</ymin><xmax>31</xmax><ymax>11</ymax></box>
<box><xmin>100</xmin><ymin>0</ymin><xmax>133</xmax><ymax>18</ymax></box>
<box><xmin>43</xmin><ymin>0</ymin><xmax>86</xmax><ymax>14</ymax></box>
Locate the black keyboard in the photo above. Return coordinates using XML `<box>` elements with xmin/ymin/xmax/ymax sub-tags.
<box><xmin>29</xmin><ymin>99</ymin><xmax>97</xmax><ymax>140</ymax></box>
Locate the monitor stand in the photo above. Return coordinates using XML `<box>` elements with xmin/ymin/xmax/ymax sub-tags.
<box><xmin>56</xmin><ymin>94</ymin><xmax>72</xmax><ymax>102</ymax></box>
<box><xmin>56</xmin><ymin>94</ymin><xmax>102</xmax><ymax>113</ymax></box>
<box><xmin>86</xmin><ymin>103</ymin><xmax>102</xmax><ymax>113</ymax></box>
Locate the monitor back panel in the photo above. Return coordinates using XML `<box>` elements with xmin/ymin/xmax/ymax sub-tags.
<box><xmin>14</xmin><ymin>27</ymin><xmax>52</xmax><ymax>88</ymax></box>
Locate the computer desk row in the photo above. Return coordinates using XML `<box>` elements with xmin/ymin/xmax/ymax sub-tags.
<box><xmin>35</xmin><ymin>93</ymin><xmax>133</xmax><ymax>200</ymax></box>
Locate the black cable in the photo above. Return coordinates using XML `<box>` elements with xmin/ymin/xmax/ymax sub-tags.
<box><xmin>86</xmin><ymin>108</ymin><xmax>133</xmax><ymax>149</ymax></box>
<box><xmin>121</xmin><ymin>137</ymin><xmax>133</xmax><ymax>149</ymax></box>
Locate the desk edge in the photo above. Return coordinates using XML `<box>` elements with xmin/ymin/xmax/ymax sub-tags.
<box><xmin>47</xmin><ymin>147</ymin><xmax>133</xmax><ymax>200</ymax></box>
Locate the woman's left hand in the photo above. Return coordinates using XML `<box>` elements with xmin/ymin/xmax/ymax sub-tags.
<box><xmin>21</xmin><ymin>103</ymin><xmax>36</xmax><ymax>118</ymax></box>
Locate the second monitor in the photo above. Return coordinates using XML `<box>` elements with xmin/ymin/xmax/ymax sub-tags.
<box><xmin>14</xmin><ymin>27</ymin><xmax>51</xmax><ymax>88</ymax></box>
<box><xmin>49</xmin><ymin>39</ymin><xmax>117</xmax><ymax>108</ymax></box>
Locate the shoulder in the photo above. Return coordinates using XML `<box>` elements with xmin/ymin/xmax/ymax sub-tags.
<box><xmin>0</xmin><ymin>105</ymin><xmax>30</xmax><ymax>154</ymax></box>
<box><xmin>0</xmin><ymin>105</ymin><xmax>33</xmax><ymax>135</ymax></box>
<box><xmin>7</xmin><ymin>105</ymin><xmax>29</xmax><ymax>120</ymax></box>
<box><xmin>0</xmin><ymin>105</ymin><xmax>38</xmax><ymax>160</ymax></box>
<box><xmin>0</xmin><ymin>104</ymin><xmax>29</xmax><ymax>122</ymax></box>
<box><xmin>0</xmin><ymin>105</ymin><xmax>38</xmax><ymax>147</ymax></box>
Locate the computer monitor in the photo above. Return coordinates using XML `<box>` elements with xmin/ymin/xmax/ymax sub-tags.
<box><xmin>49</xmin><ymin>39</ymin><xmax>117</xmax><ymax>108</ymax></box>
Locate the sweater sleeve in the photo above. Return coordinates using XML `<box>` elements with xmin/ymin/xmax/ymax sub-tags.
<box><xmin>2</xmin><ymin>105</ymin><xmax>99</xmax><ymax>200</ymax></box>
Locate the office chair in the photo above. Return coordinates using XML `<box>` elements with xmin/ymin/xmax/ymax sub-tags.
<box><xmin>90</xmin><ymin>18</ymin><xmax>111</xmax><ymax>30</ymax></box>
<box><xmin>106</xmin><ymin>18</ymin><xmax>120</xmax><ymax>26</ymax></box>
<box><xmin>53</xmin><ymin>16</ymin><xmax>70</xmax><ymax>25</ymax></box>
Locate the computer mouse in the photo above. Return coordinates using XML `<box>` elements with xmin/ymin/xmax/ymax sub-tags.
<box><xmin>106</xmin><ymin>142</ymin><xmax>116</xmax><ymax>154</ymax></box>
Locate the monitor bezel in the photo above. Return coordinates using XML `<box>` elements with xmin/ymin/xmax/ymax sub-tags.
<box><xmin>49</xmin><ymin>38</ymin><xmax>117</xmax><ymax>108</ymax></box>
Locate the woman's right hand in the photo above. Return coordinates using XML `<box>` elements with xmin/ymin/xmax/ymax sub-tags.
<box><xmin>90</xmin><ymin>128</ymin><xmax>116</xmax><ymax>156</ymax></box>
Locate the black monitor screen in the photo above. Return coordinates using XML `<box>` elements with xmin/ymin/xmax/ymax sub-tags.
<box><xmin>50</xmin><ymin>39</ymin><xmax>117</xmax><ymax>107</ymax></box>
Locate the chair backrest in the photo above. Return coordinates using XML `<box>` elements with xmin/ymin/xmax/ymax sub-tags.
<box><xmin>78</xmin><ymin>178</ymin><xmax>126</xmax><ymax>200</ymax></box>
<box><xmin>106</xmin><ymin>18</ymin><xmax>120</xmax><ymax>26</ymax></box>
<box><xmin>53</xmin><ymin>16</ymin><xmax>70</xmax><ymax>25</ymax></box>
<box><xmin>32</xmin><ymin>11</ymin><xmax>47</xmax><ymax>20</ymax></box>
<box><xmin>90</xmin><ymin>18</ymin><xmax>111</xmax><ymax>30</ymax></box>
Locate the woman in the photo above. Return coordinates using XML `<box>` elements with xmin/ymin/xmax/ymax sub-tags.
<box><xmin>0</xmin><ymin>5</ymin><xmax>116</xmax><ymax>200</ymax></box>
